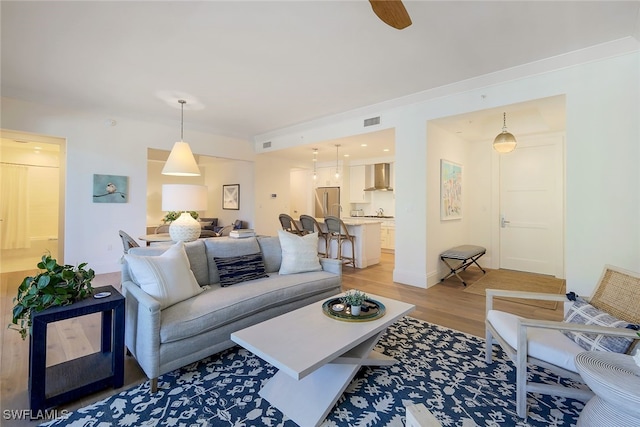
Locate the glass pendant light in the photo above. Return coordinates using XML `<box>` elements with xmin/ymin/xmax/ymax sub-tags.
<box><xmin>493</xmin><ymin>112</ymin><xmax>517</xmax><ymax>154</ymax></box>
<box><xmin>312</xmin><ymin>148</ymin><xmax>318</xmax><ymax>180</ymax></box>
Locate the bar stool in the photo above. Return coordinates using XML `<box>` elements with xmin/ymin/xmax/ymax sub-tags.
<box><xmin>279</xmin><ymin>213</ymin><xmax>303</xmax><ymax>235</ymax></box>
<box><xmin>324</xmin><ymin>216</ymin><xmax>356</xmax><ymax>268</ymax></box>
<box><xmin>299</xmin><ymin>214</ymin><xmax>329</xmax><ymax>257</ymax></box>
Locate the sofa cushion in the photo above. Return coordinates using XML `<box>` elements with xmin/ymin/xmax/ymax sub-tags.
<box><xmin>204</xmin><ymin>237</ymin><xmax>261</xmax><ymax>284</ymax></box>
<box><xmin>127</xmin><ymin>240</ymin><xmax>209</xmax><ymax>286</ymax></box>
<box><xmin>125</xmin><ymin>242</ymin><xmax>203</xmax><ymax>309</ymax></box>
<box><xmin>159</xmin><ymin>270</ymin><xmax>340</xmax><ymax>343</ymax></box>
<box><xmin>277</xmin><ymin>230</ymin><xmax>322</xmax><ymax>275</ymax></box>
<box><xmin>562</xmin><ymin>297</ymin><xmax>635</xmax><ymax>353</ymax></box>
<box><xmin>257</xmin><ymin>236</ymin><xmax>282</xmax><ymax>273</ymax></box>
<box><xmin>214</xmin><ymin>252</ymin><xmax>269</xmax><ymax>287</ymax></box>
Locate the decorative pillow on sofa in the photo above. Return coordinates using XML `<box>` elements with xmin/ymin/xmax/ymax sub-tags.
<box><xmin>201</xmin><ymin>217</ymin><xmax>219</xmax><ymax>231</ymax></box>
<box><xmin>562</xmin><ymin>296</ymin><xmax>635</xmax><ymax>353</ymax></box>
<box><xmin>213</xmin><ymin>252</ymin><xmax>268</xmax><ymax>287</ymax></box>
<box><xmin>125</xmin><ymin>242</ymin><xmax>203</xmax><ymax>309</ymax></box>
<box><xmin>277</xmin><ymin>230</ymin><xmax>322</xmax><ymax>275</ymax></box>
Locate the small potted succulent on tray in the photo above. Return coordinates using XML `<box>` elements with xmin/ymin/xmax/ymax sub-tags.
<box><xmin>341</xmin><ymin>289</ymin><xmax>368</xmax><ymax>316</ymax></box>
<box><xmin>10</xmin><ymin>254</ymin><xmax>95</xmax><ymax>339</ymax></box>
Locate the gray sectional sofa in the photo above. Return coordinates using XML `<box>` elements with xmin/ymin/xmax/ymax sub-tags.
<box><xmin>121</xmin><ymin>235</ymin><xmax>342</xmax><ymax>391</ymax></box>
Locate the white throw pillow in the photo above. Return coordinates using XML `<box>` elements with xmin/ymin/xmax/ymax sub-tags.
<box><xmin>277</xmin><ymin>230</ymin><xmax>322</xmax><ymax>275</ymax></box>
<box><xmin>125</xmin><ymin>241</ymin><xmax>203</xmax><ymax>309</ymax></box>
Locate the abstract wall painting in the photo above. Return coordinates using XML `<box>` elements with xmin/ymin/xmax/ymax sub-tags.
<box><xmin>222</xmin><ymin>184</ymin><xmax>240</xmax><ymax>210</ymax></box>
<box><xmin>440</xmin><ymin>160</ymin><xmax>462</xmax><ymax>220</ymax></box>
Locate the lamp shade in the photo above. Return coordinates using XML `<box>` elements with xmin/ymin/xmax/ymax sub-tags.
<box><xmin>162</xmin><ymin>184</ymin><xmax>207</xmax><ymax>212</ymax></box>
<box><xmin>162</xmin><ymin>141</ymin><xmax>201</xmax><ymax>176</ymax></box>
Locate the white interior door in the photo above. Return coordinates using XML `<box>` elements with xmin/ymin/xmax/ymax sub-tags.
<box><xmin>499</xmin><ymin>135</ymin><xmax>564</xmax><ymax>277</ymax></box>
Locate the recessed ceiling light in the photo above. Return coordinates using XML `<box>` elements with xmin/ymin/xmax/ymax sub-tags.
<box><xmin>34</xmin><ymin>146</ymin><xmax>42</xmax><ymax>150</ymax></box>
<box><xmin>361</xmin><ymin>144</ymin><xmax>368</xmax><ymax>147</ymax></box>
<box><xmin>383</xmin><ymin>148</ymin><xmax>390</xmax><ymax>152</ymax></box>
<box><xmin>343</xmin><ymin>154</ymin><xmax>350</xmax><ymax>157</ymax></box>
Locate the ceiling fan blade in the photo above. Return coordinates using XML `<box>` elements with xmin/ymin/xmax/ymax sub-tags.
<box><xmin>369</xmin><ymin>0</ymin><xmax>412</xmax><ymax>30</ymax></box>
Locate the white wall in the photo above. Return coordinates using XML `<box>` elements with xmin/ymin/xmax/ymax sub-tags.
<box><xmin>1</xmin><ymin>97</ymin><xmax>256</xmax><ymax>273</ymax></box>
<box><xmin>426</xmin><ymin>123</ymin><xmax>470</xmax><ymax>284</ymax></box>
<box><xmin>254</xmin><ymin>156</ymin><xmax>296</xmax><ymax>236</ymax></box>
<box><xmin>206</xmin><ymin>159</ymin><xmax>255</xmax><ymax>228</ymax></box>
<box><xmin>254</xmin><ymin>44</ymin><xmax>640</xmax><ymax>296</ymax></box>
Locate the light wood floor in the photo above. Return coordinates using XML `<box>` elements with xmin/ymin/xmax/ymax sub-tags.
<box><xmin>0</xmin><ymin>252</ymin><xmax>562</xmax><ymax>426</ymax></box>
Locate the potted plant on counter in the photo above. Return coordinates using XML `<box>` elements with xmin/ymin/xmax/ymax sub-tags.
<box><xmin>341</xmin><ymin>289</ymin><xmax>368</xmax><ymax>316</ymax></box>
<box><xmin>10</xmin><ymin>254</ymin><xmax>95</xmax><ymax>339</ymax></box>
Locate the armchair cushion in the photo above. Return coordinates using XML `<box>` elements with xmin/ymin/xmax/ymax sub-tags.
<box><xmin>562</xmin><ymin>297</ymin><xmax>635</xmax><ymax>353</ymax></box>
<box><xmin>125</xmin><ymin>242</ymin><xmax>203</xmax><ymax>309</ymax></box>
<box><xmin>487</xmin><ymin>309</ymin><xmax>584</xmax><ymax>372</ymax></box>
<box><xmin>214</xmin><ymin>253</ymin><xmax>268</xmax><ymax>287</ymax></box>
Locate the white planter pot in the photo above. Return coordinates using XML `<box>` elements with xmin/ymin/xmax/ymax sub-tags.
<box><xmin>350</xmin><ymin>305</ymin><xmax>361</xmax><ymax>316</ymax></box>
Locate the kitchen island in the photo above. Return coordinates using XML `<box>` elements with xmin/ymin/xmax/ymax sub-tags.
<box><xmin>315</xmin><ymin>218</ymin><xmax>381</xmax><ymax>268</ymax></box>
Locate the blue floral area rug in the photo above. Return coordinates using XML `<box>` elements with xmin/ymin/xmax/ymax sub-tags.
<box><xmin>42</xmin><ymin>317</ymin><xmax>586</xmax><ymax>426</ymax></box>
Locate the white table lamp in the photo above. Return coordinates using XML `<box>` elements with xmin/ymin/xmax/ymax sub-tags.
<box><xmin>162</xmin><ymin>184</ymin><xmax>207</xmax><ymax>242</ymax></box>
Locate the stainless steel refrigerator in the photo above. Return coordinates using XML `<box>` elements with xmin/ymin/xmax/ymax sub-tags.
<box><xmin>314</xmin><ymin>187</ymin><xmax>341</xmax><ymax>218</ymax></box>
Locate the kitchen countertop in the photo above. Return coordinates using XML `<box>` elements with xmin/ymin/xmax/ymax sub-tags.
<box><xmin>315</xmin><ymin>217</ymin><xmax>384</xmax><ymax>226</ymax></box>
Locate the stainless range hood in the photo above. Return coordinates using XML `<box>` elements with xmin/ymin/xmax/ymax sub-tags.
<box><xmin>364</xmin><ymin>163</ymin><xmax>393</xmax><ymax>191</ymax></box>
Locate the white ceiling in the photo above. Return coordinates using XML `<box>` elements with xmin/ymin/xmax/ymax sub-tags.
<box><xmin>2</xmin><ymin>1</ymin><xmax>639</xmax><ymax>151</ymax></box>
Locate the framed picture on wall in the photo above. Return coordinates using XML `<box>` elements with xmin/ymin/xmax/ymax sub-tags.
<box><xmin>222</xmin><ymin>184</ymin><xmax>240</xmax><ymax>210</ymax></box>
<box><xmin>92</xmin><ymin>174</ymin><xmax>128</xmax><ymax>203</ymax></box>
<box><xmin>440</xmin><ymin>159</ymin><xmax>462</xmax><ymax>220</ymax></box>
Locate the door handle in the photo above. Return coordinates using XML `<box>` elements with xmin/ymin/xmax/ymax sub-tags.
<box><xmin>501</xmin><ymin>215</ymin><xmax>510</xmax><ymax>228</ymax></box>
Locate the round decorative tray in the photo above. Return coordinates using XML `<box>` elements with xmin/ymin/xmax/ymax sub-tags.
<box><xmin>322</xmin><ymin>297</ymin><xmax>386</xmax><ymax>322</ymax></box>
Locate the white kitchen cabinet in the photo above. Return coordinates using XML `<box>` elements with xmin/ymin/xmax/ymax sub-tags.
<box><xmin>315</xmin><ymin>166</ymin><xmax>342</xmax><ymax>188</ymax></box>
<box><xmin>349</xmin><ymin>165</ymin><xmax>372</xmax><ymax>203</ymax></box>
<box><xmin>380</xmin><ymin>223</ymin><xmax>395</xmax><ymax>250</ymax></box>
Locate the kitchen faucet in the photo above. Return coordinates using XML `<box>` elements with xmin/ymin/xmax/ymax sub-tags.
<box><xmin>376</xmin><ymin>208</ymin><xmax>384</xmax><ymax>217</ymax></box>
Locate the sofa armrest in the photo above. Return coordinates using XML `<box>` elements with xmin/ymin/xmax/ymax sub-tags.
<box><xmin>122</xmin><ymin>280</ymin><xmax>162</xmax><ymax>379</ymax></box>
<box><xmin>319</xmin><ymin>257</ymin><xmax>343</xmax><ymax>276</ymax></box>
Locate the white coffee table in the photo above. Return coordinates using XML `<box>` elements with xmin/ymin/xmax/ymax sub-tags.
<box><xmin>231</xmin><ymin>293</ymin><xmax>415</xmax><ymax>427</ymax></box>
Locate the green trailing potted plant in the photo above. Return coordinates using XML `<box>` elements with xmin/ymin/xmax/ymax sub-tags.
<box><xmin>163</xmin><ymin>211</ymin><xmax>199</xmax><ymax>223</ymax></box>
<box><xmin>341</xmin><ymin>289</ymin><xmax>368</xmax><ymax>316</ymax></box>
<box><xmin>10</xmin><ymin>254</ymin><xmax>95</xmax><ymax>339</ymax></box>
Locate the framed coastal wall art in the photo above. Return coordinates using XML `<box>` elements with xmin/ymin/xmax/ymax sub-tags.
<box><xmin>93</xmin><ymin>174</ymin><xmax>128</xmax><ymax>203</ymax></box>
<box><xmin>222</xmin><ymin>184</ymin><xmax>240</xmax><ymax>210</ymax></box>
<box><xmin>440</xmin><ymin>159</ymin><xmax>462</xmax><ymax>220</ymax></box>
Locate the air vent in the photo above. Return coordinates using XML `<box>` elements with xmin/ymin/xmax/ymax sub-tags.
<box><xmin>262</xmin><ymin>141</ymin><xmax>272</xmax><ymax>148</ymax></box>
<box><xmin>364</xmin><ymin>116</ymin><xmax>380</xmax><ymax>127</ymax></box>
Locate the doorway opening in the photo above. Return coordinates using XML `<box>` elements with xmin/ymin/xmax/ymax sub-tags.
<box><xmin>427</xmin><ymin>94</ymin><xmax>566</xmax><ymax>279</ymax></box>
<box><xmin>0</xmin><ymin>130</ymin><xmax>65</xmax><ymax>273</ymax></box>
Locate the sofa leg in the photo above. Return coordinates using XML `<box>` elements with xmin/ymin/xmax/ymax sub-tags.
<box><xmin>150</xmin><ymin>378</ymin><xmax>158</xmax><ymax>393</ymax></box>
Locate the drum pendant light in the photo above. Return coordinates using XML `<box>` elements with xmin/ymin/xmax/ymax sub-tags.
<box><xmin>162</xmin><ymin>100</ymin><xmax>201</xmax><ymax>176</ymax></box>
<box><xmin>493</xmin><ymin>112</ymin><xmax>517</xmax><ymax>154</ymax></box>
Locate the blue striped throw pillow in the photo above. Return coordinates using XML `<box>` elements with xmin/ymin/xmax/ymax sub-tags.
<box><xmin>214</xmin><ymin>252</ymin><xmax>268</xmax><ymax>287</ymax></box>
<box><xmin>562</xmin><ymin>296</ymin><xmax>635</xmax><ymax>353</ymax></box>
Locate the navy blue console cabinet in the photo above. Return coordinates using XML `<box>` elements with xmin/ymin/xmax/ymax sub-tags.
<box><xmin>29</xmin><ymin>285</ymin><xmax>125</xmax><ymax>412</ymax></box>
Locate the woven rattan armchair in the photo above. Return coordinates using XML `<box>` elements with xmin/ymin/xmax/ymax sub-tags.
<box><xmin>485</xmin><ymin>264</ymin><xmax>640</xmax><ymax>419</ymax></box>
